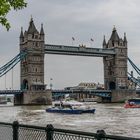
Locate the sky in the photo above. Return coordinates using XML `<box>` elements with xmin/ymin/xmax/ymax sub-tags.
<box><xmin>0</xmin><ymin>0</ymin><xmax>140</xmax><ymax>90</ymax></box>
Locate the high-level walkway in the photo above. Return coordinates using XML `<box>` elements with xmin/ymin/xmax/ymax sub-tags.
<box><xmin>45</xmin><ymin>44</ymin><xmax>115</xmax><ymax>57</ymax></box>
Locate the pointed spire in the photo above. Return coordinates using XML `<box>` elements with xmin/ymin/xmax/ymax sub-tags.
<box><xmin>113</xmin><ymin>25</ymin><xmax>116</xmax><ymax>32</ymax></box>
<box><xmin>27</xmin><ymin>17</ymin><xmax>38</xmax><ymax>34</ymax></box>
<box><xmin>20</xmin><ymin>27</ymin><xmax>24</xmax><ymax>38</ymax></box>
<box><xmin>103</xmin><ymin>35</ymin><xmax>106</xmax><ymax>46</ymax></box>
<box><xmin>124</xmin><ymin>32</ymin><xmax>127</xmax><ymax>43</ymax></box>
<box><xmin>40</xmin><ymin>23</ymin><xmax>44</xmax><ymax>35</ymax></box>
<box><xmin>110</xmin><ymin>26</ymin><xmax>119</xmax><ymax>42</ymax></box>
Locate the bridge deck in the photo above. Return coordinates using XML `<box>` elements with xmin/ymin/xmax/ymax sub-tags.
<box><xmin>52</xmin><ymin>89</ymin><xmax>111</xmax><ymax>97</ymax></box>
<box><xmin>45</xmin><ymin>44</ymin><xmax>115</xmax><ymax>57</ymax></box>
<box><xmin>0</xmin><ymin>90</ymin><xmax>23</xmax><ymax>95</ymax></box>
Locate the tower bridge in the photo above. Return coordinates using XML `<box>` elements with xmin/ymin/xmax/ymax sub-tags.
<box><xmin>0</xmin><ymin>18</ymin><xmax>139</xmax><ymax>105</ymax></box>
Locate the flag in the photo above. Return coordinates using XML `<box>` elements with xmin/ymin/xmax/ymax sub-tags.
<box><xmin>90</xmin><ymin>38</ymin><xmax>94</xmax><ymax>42</ymax></box>
<box><xmin>72</xmin><ymin>37</ymin><xmax>75</xmax><ymax>41</ymax></box>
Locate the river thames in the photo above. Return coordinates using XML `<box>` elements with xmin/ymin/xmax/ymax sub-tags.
<box><xmin>0</xmin><ymin>102</ymin><xmax>140</xmax><ymax>138</ymax></box>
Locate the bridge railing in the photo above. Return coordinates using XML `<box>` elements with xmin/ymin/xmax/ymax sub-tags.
<box><xmin>45</xmin><ymin>44</ymin><xmax>115</xmax><ymax>57</ymax></box>
<box><xmin>0</xmin><ymin>121</ymin><xmax>140</xmax><ymax>140</ymax></box>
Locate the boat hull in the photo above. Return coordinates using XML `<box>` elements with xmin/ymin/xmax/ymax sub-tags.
<box><xmin>124</xmin><ymin>104</ymin><xmax>140</xmax><ymax>108</ymax></box>
<box><xmin>46</xmin><ymin>108</ymin><xmax>95</xmax><ymax>114</ymax></box>
<box><xmin>124</xmin><ymin>98</ymin><xmax>140</xmax><ymax>108</ymax></box>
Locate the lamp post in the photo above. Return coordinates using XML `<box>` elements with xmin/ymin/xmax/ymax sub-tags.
<box><xmin>50</xmin><ymin>78</ymin><xmax>53</xmax><ymax>90</ymax></box>
<box><xmin>5</xmin><ymin>74</ymin><xmax>6</xmax><ymax>90</ymax></box>
<box><xmin>12</xmin><ymin>68</ymin><xmax>13</xmax><ymax>90</ymax></box>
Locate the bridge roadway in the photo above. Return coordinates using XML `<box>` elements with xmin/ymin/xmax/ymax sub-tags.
<box><xmin>0</xmin><ymin>89</ymin><xmax>111</xmax><ymax>97</ymax></box>
<box><xmin>45</xmin><ymin>44</ymin><xmax>116</xmax><ymax>57</ymax></box>
<box><xmin>0</xmin><ymin>90</ymin><xmax>23</xmax><ymax>95</ymax></box>
<box><xmin>1</xmin><ymin>89</ymin><xmax>140</xmax><ymax>97</ymax></box>
<box><xmin>52</xmin><ymin>89</ymin><xmax>112</xmax><ymax>98</ymax></box>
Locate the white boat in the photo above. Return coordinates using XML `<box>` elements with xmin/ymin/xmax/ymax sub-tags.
<box><xmin>47</xmin><ymin>100</ymin><xmax>95</xmax><ymax>114</ymax></box>
<box><xmin>53</xmin><ymin>100</ymin><xmax>83</xmax><ymax>108</ymax></box>
<box><xmin>53</xmin><ymin>100</ymin><xmax>94</xmax><ymax>110</ymax></box>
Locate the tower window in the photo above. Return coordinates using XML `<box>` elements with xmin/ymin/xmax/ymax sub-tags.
<box><xmin>36</xmin><ymin>42</ymin><xmax>38</xmax><ymax>47</ymax></box>
<box><xmin>35</xmin><ymin>35</ymin><xmax>38</xmax><ymax>39</ymax></box>
<box><xmin>112</xmin><ymin>41</ymin><xmax>114</xmax><ymax>46</ymax></box>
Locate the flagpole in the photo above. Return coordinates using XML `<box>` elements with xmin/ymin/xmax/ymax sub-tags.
<box><xmin>90</xmin><ymin>38</ymin><xmax>94</xmax><ymax>47</ymax></box>
<box><xmin>72</xmin><ymin>37</ymin><xmax>75</xmax><ymax>46</ymax></box>
<box><xmin>50</xmin><ymin>78</ymin><xmax>53</xmax><ymax>90</ymax></box>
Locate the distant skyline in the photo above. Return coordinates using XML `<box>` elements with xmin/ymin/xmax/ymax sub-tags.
<box><xmin>0</xmin><ymin>0</ymin><xmax>140</xmax><ymax>89</ymax></box>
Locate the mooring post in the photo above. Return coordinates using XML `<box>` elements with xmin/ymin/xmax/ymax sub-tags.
<box><xmin>46</xmin><ymin>124</ymin><xmax>54</xmax><ymax>140</ymax></box>
<box><xmin>12</xmin><ymin>121</ymin><xmax>19</xmax><ymax>140</ymax></box>
<box><xmin>96</xmin><ymin>130</ymin><xmax>106</xmax><ymax>140</ymax></box>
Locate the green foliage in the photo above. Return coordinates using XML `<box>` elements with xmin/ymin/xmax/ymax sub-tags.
<box><xmin>0</xmin><ymin>0</ymin><xmax>27</xmax><ymax>30</ymax></box>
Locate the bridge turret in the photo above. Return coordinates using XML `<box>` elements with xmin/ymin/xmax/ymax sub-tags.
<box><xmin>102</xmin><ymin>35</ymin><xmax>107</xmax><ymax>48</ymax></box>
<box><xmin>40</xmin><ymin>23</ymin><xmax>45</xmax><ymax>41</ymax></box>
<box><xmin>20</xmin><ymin>27</ymin><xmax>24</xmax><ymax>43</ymax></box>
<box><xmin>108</xmin><ymin>26</ymin><xmax>120</xmax><ymax>48</ymax></box>
<box><xmin>123</xmin><ymin>32</ymin><xmax>127</xmax><ymax>46</ymax></box>
<box><xmin>23</xmin><ymin>30</ymin><xmax>27</xmax><ymax>43</ymax></box>
<box><xmin>27</xmin><ymin>17</ymin><xmax>39</xmax><ymax>40</ymax></box>
<box><xmin>27</xmin><ymin>18</ymin><xmax>39</xmax><ymax>34</ymax></box>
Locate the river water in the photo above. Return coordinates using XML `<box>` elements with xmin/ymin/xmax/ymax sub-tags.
<box><xmin>0</xmin><ymin>102</ymin><xmax>140</xmax><ymax>138</ymax></box>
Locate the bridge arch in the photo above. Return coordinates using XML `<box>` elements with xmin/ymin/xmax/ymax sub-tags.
<box><xmin>22</xmin><ymin>79</ymin><xmax>28</xmax><ymax>90</ymax></box>
<box><xmin>109</xmin><ymin>81</ymin><xmax>116</xmax><ymax>90</ymax></box>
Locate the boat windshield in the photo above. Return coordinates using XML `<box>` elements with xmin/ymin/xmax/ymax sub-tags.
<box><xmin>128</xmin><ymin>99</ymin><xmax>140</xmax><ymax>104</ymax></box>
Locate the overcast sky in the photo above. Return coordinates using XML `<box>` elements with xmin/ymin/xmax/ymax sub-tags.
<box><xmin>0</xmin><ymin>0</ymin><xmax>140</xmax><ymax>90</ymax></box>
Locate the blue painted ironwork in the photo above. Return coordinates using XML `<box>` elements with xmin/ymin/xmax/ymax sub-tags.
<box><xmin>52</xmin><ymin>89</ymin><xmax>111</xmax><ymax>98</ymax></box>
<box><xmin>128</xmin><ymin>58</ymin><xmax>140</xmax><ymax>87</ymax></box>
<box><xmin>128</xmin><ymin>72</ymin><xmax>140</xmax><ymax>86</ymax></box>
<box><xmin>0</xmin><ymin>90</ymin><xmax>23</xmax><ymax>95</ymax></box>
<box><xmin>0</xmin><ymin>51</ymin><xmax>27</xmax><ymax>77</ymax></box>
<box><xmin>136</xmin><ymin>89</ymin><xmax>140</xmax><ymax>94</ymax></box>
<box><xmin>45</xmin><ymin>44</ymin><xmax>115</xmax><ymax>57</ymax></box>
<box><xmin>128</xmin><ymin>58</ymin><xmax>140</xmax><ymax>76</ymax></box>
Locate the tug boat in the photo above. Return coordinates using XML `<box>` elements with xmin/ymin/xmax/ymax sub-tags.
<box><xmin>46</xmin><ymin>100</ymin><xmax>95</xmax><ymax>114</ymax></box>
<box><xmin>124</xmin><ymin>98</ymin><xmax>140</xmax><ymax>108</ymax></box>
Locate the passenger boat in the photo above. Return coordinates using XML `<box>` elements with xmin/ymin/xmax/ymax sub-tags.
<box><xmin>46</xmin><ymin>100</ymin><xmax>95</xmax><ymax>114</ymax></box>
<box><xmin>124</xmin><ymin>98</ymin><xmax>140</xmax><ymax>108</ymax></box>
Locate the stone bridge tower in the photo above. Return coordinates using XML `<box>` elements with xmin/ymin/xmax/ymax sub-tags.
<box><xmin>103</xmin><ymin>27</ymin><xmax>136</xmax><ymax>102</ymax></box>
<box><xmin>14</xmin><ymin>18</ymin><xmax>52</xmax><ymax>105</ymax></box>
<box><xmin>20</xmin><ymin>18</ymin><xmax>45</xmax><ymax>91</ymax></box>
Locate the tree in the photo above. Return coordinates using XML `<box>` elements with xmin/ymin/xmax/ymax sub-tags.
<box><xmin>0</xmin><ymin>0</ymin><xmax>27</xmax><ymax>30</ymax></box>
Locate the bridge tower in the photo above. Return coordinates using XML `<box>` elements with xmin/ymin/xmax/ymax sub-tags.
<box><xmin>103</xmin><ymin>27</ymin><xmax>136</xmax><ymax>102</ymax></box>
<box><xmin>14</xmin><ymin>18</ymin><xmax>52</xmax><ymax>105</ymax></box>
